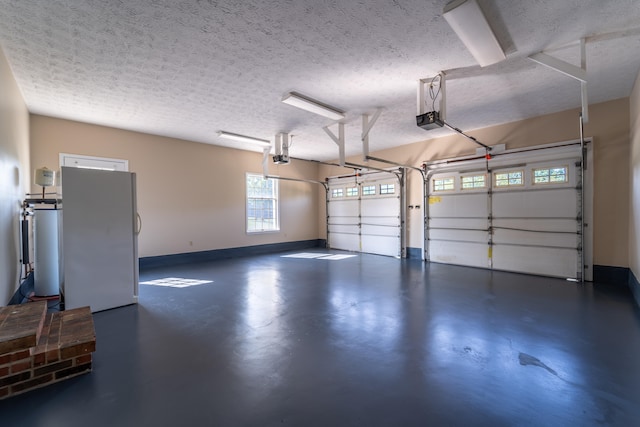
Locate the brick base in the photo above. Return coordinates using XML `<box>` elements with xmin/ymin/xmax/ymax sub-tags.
<box><xmin>0</xmin><ymin>302</ymin><xmax>96</xmax><ymax>400</ymax></box>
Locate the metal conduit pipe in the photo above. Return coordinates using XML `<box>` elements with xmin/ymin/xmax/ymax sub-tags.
<box><xmin>290</xmin><ymin>156</ymin><xmax>360</xmax><ymax>172</ymax></box>
<box><xmin>265</xmin><ymin>175</ymin><xmax>328</xmax><ymax>189</ymax></box>
<box><xmin>365</xmin><ymin>155</ymin><xmax>425</xmax><ymax>174</ymax></box>
<box><xmin>442</xmin><ymin>122</ymin><xmax>492</xmax><ymax>150</ymax></box>
<box><xmin>344</xmin><ymin>161</ymin><xmax>401</xmax><ymax>176</ymax></box>
<box><xmin>579</xmin><ymin>113</ymin><xmax>586</xmax><ymax>283</ymax></box>
<box><xmin>422</xmin><ymin>141</ymin><xmax>589</xmax><ymax>169</ymax></box>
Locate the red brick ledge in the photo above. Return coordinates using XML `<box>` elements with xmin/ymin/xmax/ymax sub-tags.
<box><xmin>0</xmin><ymin>303</ymin><xmax>96</xmax><ymax>400</ymax></box>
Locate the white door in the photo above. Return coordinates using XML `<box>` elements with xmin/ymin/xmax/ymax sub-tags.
<box><xmin>426</xmin><ymin>142</ymin><xmax>592</xmax><ymax>280</ymax></box>
<box><xmin>327</xmin><ymin>170</ymin><xmax>404</xmax><ymax>257</ymax></box>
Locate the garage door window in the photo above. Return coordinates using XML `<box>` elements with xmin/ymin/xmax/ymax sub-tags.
<box><xmin>380</xmin><ymin>183</ymin><xmax>395</xmax><ymax>194</ymax></box>
<box><xmin>494</xmin><ymin>170</ymin><xmax>523</xmax><ymax>187</ymax></box>
<box><xmin>347</xmin><ymin>187</ymin><xmax>359</xmax><ymax>197</ymax></box>
<box><xmin>246</xmin><ymin>173</ymin><xmax>279</xmax><ymax>233</ymax></box>
<box><xmin>332</xmin><ymin>188</ymin><xmax>344</xmax><ymax>198</ymax></box>
<box><xmin>433</xmin><ymin>177</ymin><xmax>454</xmax><ymax>192</ymax></box>
<box><xmin>362</xmin><ymin>185</ymin><xmax>376</xmax><ymax>196</ymax></box>
<box><xmin>533</xmin><ymin>166</ymin><xmax>568</xmax><ymax>185</ymax></box>
<box><xmin>461</xmin><ymin>174</ymin><xmax>486</xmax><ymax>190</ymax></box>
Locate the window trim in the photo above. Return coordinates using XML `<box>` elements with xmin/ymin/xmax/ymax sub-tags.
<box><xmin>362</xmin><ymin>185</ymin><xmax>376</xmax><ymax>196</ymax></box>
<box><xmin>460</xmin><ymin>173</ymin><xmax>487</xmax><ymax>190</ymax></box>
<box><xmin>246</xmin><ymin>173</ymin><xmax>280</xmax><ymax>234</ymax></box>
<box><xmin>493</xmin><ymin>169</ymin><xmax>524</xmax><ymax>188</ymax></box>
<box><xmin>379</xmin><ymin>183</ymin><xmax>396</xmax><ymax>195</ymax></box>
<box><xmin>432</xmin><ymin>176</ymin><xmax>455</xmax><ymax>192</ymax></box>
<box><xmin>59</xmin><ymin>153</ymin><xmax>128</xmax><ymax>171</ymax></box>
<box><xmin>532</xmin><ymin>165</ymin><xmax>569</xmax><ymax>185</ymax></box>
<box><xmin>331</xmin><ymin>188</ymin><xmax>344</xmax><ymax>198</ymax></box>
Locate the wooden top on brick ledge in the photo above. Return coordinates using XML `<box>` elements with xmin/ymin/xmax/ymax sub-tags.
<box><xmin>0</xmin><ymin>302</ymin><xmax>47</xmax><ymax>355</ymax></box>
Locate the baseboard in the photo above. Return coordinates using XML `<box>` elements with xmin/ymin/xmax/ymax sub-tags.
<box><xmin>593</xmin><ymin>265</ymin><xmax>629</xmax><ymax>286</ymax></box>
<box><xmin>140</xmin><ymin>239</ymin><xmax>326</xmax><ymax>270</ymax></box>
<box><xmin>406</xmin><ymin>247</ymin><xmax>423</xmax><ymax>259</ymax></box>
<box><xmin>629</xmin><ymin>270</ymin><xmax>640</xmax><ymax>308</ymax></box>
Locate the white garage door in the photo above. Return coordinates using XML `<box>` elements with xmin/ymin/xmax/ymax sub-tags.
<box><xmin>327</xmin><ymin>170</ymin><xmax>405</xmax><ymax>257</ymax></box>
<box><xmin>426</xmin><ymin>142</ymin><xmax>592</xmax><ymax>280</ymax></box>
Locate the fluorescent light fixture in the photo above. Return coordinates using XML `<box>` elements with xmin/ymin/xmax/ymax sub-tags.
<box><xmin>218</xmin><ymin>131</ymin><xmax>270</xmax><ymax>146</ymax></box>
<box><xmin>281</xmin><ymin>92</ymin><xmax>345</xmax><ymax>120</ymax></box>
<box><xmin>443</xmin><ymin>0</ymin><xmax>505</xmax><ymax>67</ymax></box>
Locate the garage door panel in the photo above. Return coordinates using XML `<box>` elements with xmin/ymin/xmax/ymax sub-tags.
<box><xmin>430</xmin><ymin>241</ymin><xmax>488</xmax><ymax>268</ymax></box>
<box><xmin>362</xmin><ymin>198</ymin><xmax>400</xmax><ymax>216</ymax></box>
<box><xmin>362</xmin><ymin>235</ymin><xmax>400</xmax><ymax>257</ymax></box>
<box><xmin>429</xmin><ymin>229</ymin><xmax>488</xmax><ymax>243</ymax></box>
<box><xmin>493</xmin><ymin>218</ymin><xmax>577</xmax><ymax>233</ymax></box>
<box><xmin>429</xmin><ymin>194</ymin><xmax>488</xmax><ymax>218</ymax></box>
<box><xmin>493</xmin><ymin>229</ymin><xmax>577</xmax><ymax>248</ymax></box>
<box><xmin>329</xmin><ymin>224</ymin><xmax>359</xmax><ymax>234</ymax></box>
<box><xmin>493</xmin><ymin>189</ymin><xmax>577</xmax><ymax>218</ymax></box>
<box><xmin>329</xmin><ymin>216</ymin><xmax>358</xmax><ymax>226</ymax></box>
<box><xmin>330</xmin><ymin>233</ymin><xmax>360</xmax><ymax>252</ymax></box>
<box><xmin>430</xmin><ymin>218</ymin><xmax>488</xmax><ymax>230</ymax></box>
<box><xmin>361</xmin><ymin>216</ymin><xmax>400</xmax><ymax>227</ymax></box>
<box><xmin>328</xmin><ymin>200</ymin><xmax>358</xmax><ymax>216</ymax></box>
<box><xmin>492</xmin><ymin>245</ymin><xmax>577</xmax><ymax>278</ymax></box>
<box><xmin>361</xmin><ymin>223</ymin><xmax>399</xmax><ymax>235</ymax></box>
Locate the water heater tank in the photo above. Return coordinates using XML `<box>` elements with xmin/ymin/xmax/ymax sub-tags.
<box><xmin>34</xmin><ymin>208</ymin><xmax>62</xmax><ymax>296</ymax></box>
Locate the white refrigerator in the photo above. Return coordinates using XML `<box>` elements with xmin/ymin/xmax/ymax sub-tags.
<box><xmin>61</xmin><ymin>166</ymin><xmax>139</xmax><ymax>312</ymax></box>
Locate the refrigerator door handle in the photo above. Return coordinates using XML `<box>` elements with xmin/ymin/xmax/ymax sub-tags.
<box><xmin>136</xmin><ymin>212</ymin><xmax>142</xmax><ymax>235</ymax></box>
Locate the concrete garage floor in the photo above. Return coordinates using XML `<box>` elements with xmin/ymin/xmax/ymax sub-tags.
<box><xmin>2</xmin><ymin>250</ymin><xmax>640</xmax><ymax>426</ymax></box>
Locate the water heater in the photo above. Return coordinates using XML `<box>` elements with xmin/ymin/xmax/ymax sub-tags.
<box><xmin>34</xmin><ymin>208</ymin><xmax>62</xmax><ymax>296</ymax></box>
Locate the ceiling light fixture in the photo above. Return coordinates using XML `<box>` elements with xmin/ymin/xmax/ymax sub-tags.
<box><xmin>442</xmin><ymin>0</ymin><xmax>505</xmax><ymax>67</ymax></box>
<box><xmin>281</xmin><ymin>92</ymin><xmax>345</xmax><ymax>120</ymax></box>
<box><xmin>217</xmin><ymin>131</ymin><xmax>270</xmax><ymax>146</ymax></box>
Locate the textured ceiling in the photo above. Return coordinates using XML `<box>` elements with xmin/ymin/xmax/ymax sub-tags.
<box><xmin>0</xmin><ymin>0</ymin><xmax>639</xmax><ymax>160</ymax></box>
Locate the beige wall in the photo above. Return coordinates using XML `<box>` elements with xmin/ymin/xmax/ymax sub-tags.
<box><xmin>318</xmin><ymin>97</ymin><xmax>630</xmax><ymax>267</ymax></box>
<box><xmin>630</xmin><ymin>70</ymin><xmax>640</xmax><ymax>279</ymax></box>
<box><xmin>30</xmin><ymin>115</ymin><xmax>320</xmax><ymax>258</ymax></box>
<box><xmin>0</xmin><ymin>47</ymin><xmax>30</xmax><ymax>304</ymax></box>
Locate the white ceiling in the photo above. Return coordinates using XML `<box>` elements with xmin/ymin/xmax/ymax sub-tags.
<box><xmin>0</xmin><ymin>0</ymin><xmax>639</xmax><ymax>161</ymax></box>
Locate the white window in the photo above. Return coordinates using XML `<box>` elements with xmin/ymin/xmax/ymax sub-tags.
<box><xmin>332</xmin><ymin>188</ymin><xmax>344</xmax><ymax>198</ymax></box>
<box><xmin>432</xmin><ymin>177</ymin><xmax>454</xmax><ymax>192</ymax></box>
<box><xmin>461</xmin><ymin>174</ymin><xmax>486</xmax><ymax>190</ymax></box>
<box><xmin>362</xmin><ymin>185</ymin><xmax>376</xmax><ymax>196</ymax></box>
<box><xmin>246</xmin><ymin>173</ymin><xmax>279</xmax><ymax>233</ymax></box>
<box><xmin>380</xmin><ymin>183</ymin><xmax>395</xmax><ymax>195</ymax></box>
<box><xmin>533</xmin><ymin>166</ymin><xmax>568</xmax><ymax>185</ymax></box>
<box><xmin>60</xmin><ymin>153</ymin><xmax>128</xmax><ymax>171</ymax></box>
<box><xmin>346</xmin><ymin>187</ymin><xmax>358</xmax><ymax>197</ymax></box>
<box><xmin>494</xmin><ymin>170</ymin><xmax>524</xmax><ymax>187</ymax></box>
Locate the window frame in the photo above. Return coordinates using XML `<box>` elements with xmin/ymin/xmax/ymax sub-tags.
<box><xmin>532</xmin><ymin>165</ymin><xmax>569</xmax><ymax>185</ymax></box>
<box><xmin>432</xmin><ymin>176</ymin><xmax>455</xmax><ymax>192</ymax></box>
<box><xmin>379</xmin><ymin>183</ymin><xmax>396</xmax><ymax>195</ymax></box>
<box><xmin>346</xmin><ymin>187</ymin><xmax>359</xmax><ymax>197</ymax></box>
<box><xmin>460</xmin><ymin>173</ymin><xmax>487</xmax><ymax>190</ymax></box>
<box><xmin>362</xmin><ymin>185</ymin><xmax>376</xmax><ymax>196</ymax></box>
<box><xmin>493</xmin><ymin>169</ymin><xmax>524</xmax><ymax>188</ymax></box>
<box><xmin>331</xmin><ymin>188</ymin><xmax>344</xmax><ymax>198</ymax></box>
<box><xmin>59</xmin><ymin>153</ymin><xmax>128</xmax><ymax>171</ymax></box>
<box><xmin>246</xmin><ymin>173</ymin><xmax>280</xmax><ymax>234</ymax></box>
